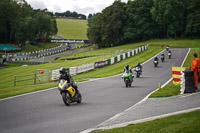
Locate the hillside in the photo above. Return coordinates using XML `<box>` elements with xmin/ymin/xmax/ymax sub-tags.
<box><xmin>56</xmin><ymin>18</ymin><xmax>88</xmax><ymax>40</ymax></box>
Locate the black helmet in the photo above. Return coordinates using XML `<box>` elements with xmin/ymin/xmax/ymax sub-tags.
<box><xmin>137</xmin><ymin>62</ymin><xmax>140</xmax><ymax>65</ymax></box>
<box><xmin>125</xmin><ymin>64</ymin><xmax>129</xmax><ymax>69</ymax></box>
<box><xmin>194</xmin><ymin>53</ymin><xmax>198</xmax><ymax>57</ymax></box>
<box><xmin>59</xmin><ymin>67</ymin><xmax>66</xmax><ymax>75</ymax></box>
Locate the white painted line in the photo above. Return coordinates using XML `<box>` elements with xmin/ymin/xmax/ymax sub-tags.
<box><xmin>82</xmin><ymin>106</ymin><xmax>200</xmax><ymax>132</ymax></box>
<box><xmin>0</xmin><ymin>87</ymin><xmax>56</xmax><ymax>102</ymax></box>
<box><xmin>181</xmin><ymin>48</ymin><xmax>190</xmax><ymax>67</ymax></box>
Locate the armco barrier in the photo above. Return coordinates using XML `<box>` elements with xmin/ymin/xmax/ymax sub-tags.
<box><xmin>111</xmin><ymin>57</ymin><xmax>115</xmax><ymax>65</ymax></box>
<box><xmin>77</xmin><ymin>63</ymin><xmax>95</xmax><ymax>74</ymax></box>
<box><xmin>52</xmin><ymin>45</ymin><xmax>148</xmax><ymax>80</ymax></box>
<box><xmin>95</xmin><ymin>61</ymin><xmax>107</xmax><ymax>68</ymax></box>
<box><xmin>69</xmin><ymin>67</ymin><xmax>77</xmax><ymax>75</ymax></box>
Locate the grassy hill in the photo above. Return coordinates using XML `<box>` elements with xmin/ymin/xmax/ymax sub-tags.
<box><xmin>56</xmin><ymin>18</ymin><xmax>88</xmax><ymax>40</ymax></box>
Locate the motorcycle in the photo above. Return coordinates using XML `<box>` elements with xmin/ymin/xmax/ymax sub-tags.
<box><xmin>154</xmin><ymin>60</ymin><xmax>158</xmax><ymax>67</ymax></box>
<box><xmin>122</xmin><ymin>70</ymin><xmax>133</xmax><ymax>87</ymax></box>
<box><xmin>166</xmin><ymin>46</ymin><xmax>169</xmax><ymax>51</ymax></box>
<box><xmin>134</xmin><ymin>66</ymin><xmax>142</xmax><ymax>78</ymax></box>
<box><xmin>168</xmin><ymin>51</ymin><xmax>172</xmax><ymax>59</ymax></box>
<box><xmin>161</xmin><ymin>54</ymin><xmax>165</xmax><ymax>62</ymax></box>
<box><xmin>58</xmin><ymin>79</ymin><xmax>82</xmax><ymax>106</ymax></box>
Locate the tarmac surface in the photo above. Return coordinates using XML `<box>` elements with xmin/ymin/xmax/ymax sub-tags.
<box><xmin>84</xmin><ymin>91</ymin><xmax>200</xmax><ymax>132</ymax></box>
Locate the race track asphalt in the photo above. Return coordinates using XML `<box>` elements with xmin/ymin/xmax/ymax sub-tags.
<box><xmin>0</xmin><ymin>48</ymin><xmax>189</xmax><ymax>133</ymax></box>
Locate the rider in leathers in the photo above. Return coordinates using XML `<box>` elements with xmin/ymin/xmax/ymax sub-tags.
<box><xmin>123</xmin><ymin>64</ymin><xmax>134</xmax><ymax>78</ymax></box>
<box><xmin>59</xmin><ymin>67</ymin><xmax>80</xmax><ymax>95</ymax></box>
<box><xmin>135</xmin><ymin>62</ymin><xmax>142</xmax><ymax>74</ymax></box>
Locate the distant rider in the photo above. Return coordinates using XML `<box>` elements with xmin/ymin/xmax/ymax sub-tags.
<box><xmin>135</xmin><ymin>62</ymin><xmax>142</xmax><ymax>74</ymax></box>
<box><xmin>154</xmin><ymin>56</ymin><xmax>159</xmax><ymax>62</ymax></box>
<box><xmin>161</xmin><ymin>53</ymin><xmax>165</xmax><ymax>58</ymax></box>
<box><xmin>166</xmin><ymin>45</ymin><xmax>169</xmax><ymax>51</ymax></box>
<box><xmin>161</xmin><ymin>53</ymin><xmax>165</xmax><ymax>60</ymax></box>
<box><xmin>59</xmin><ymin>67</ymin><xmax>80</xmax><ymax>95</ymax></box>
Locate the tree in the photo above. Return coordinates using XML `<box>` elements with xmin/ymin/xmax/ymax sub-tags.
<box><xmin>87</xmin><ymin>0</ymin><xmax>127</xmax><ymax>47</ymax></box>
<box><xmin>151</xmin><ymin>0</ymin><xmax>185</xmax><ymax>38</ymax></box>
<box><xmin>0</xmin><ymin>0</ymin><xmax>57</xmax><ymax>45</ymax></box>
<box><xmin>88</xmin><ymin>14</ymin><xmax>93</xmax><ymax>19</ymax></box>
<box><xmin>0</xmin><ymin>0</ymin><xmax>10</xmax><ymax>43</ymax></box>
<box><xmin>124</xmin><ymin>0</ymin><xmax>157</xmax><ymax>41</ymax></box>
<box><xmin>87</xmin><ymin>13</ymin><xmax>103</xmax><ymax>47</ymax></box>
<box><xmin>36</xmin><ymin>11</ymin><xmax>55</xmax><ymax>39</ymax></box>
<box><xmin>15</xmin><ymin>17</ymin><xmax>37</xmax><ymax>45</ymax></box>
<box><xmin>185</xmin><ymin>0</ymin><xmax>200</xmax><ymax>37</ymax></box>
<box><xmin>101</xmin><ymin>0</ymin><xmax>127</xmax><ymax>47</ymax></box>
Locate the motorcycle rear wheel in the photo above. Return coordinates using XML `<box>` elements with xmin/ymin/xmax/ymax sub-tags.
<box><xmin>77</xmin><ymin>91</ymin><xmax>82</xmax><ymax>103</ymax></box>
<box><xmin>136</xmin><ymin>73</ymin><xmax>140</xmax><ymax>78</ymax></box>
<box><xmin>62</xmin><ymin>92</ymin><xmax>71</xmax><ymax>106</ymax></box>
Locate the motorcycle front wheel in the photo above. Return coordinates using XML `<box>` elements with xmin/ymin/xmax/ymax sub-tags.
<box><xmin>62</xmin><ymin>92</ymin><xmax>71</xmax><ymax>106</ymax></box>
<box><xmin>125</xmin><ymin>80</ymin><xmax>129</xmax><ymax>87</ymax></box>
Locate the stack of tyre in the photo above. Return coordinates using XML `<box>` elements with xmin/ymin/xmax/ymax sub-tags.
<box><xmin>183</xmin><ymin>70</ymin><xmax>195</xmax><ymax>93</ymax></box>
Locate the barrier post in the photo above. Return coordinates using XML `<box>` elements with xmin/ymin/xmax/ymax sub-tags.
<box><xmin>34</xmin><ymin>72</ymin><xmax>36</xmax><ymax>84</ymax></box>
<box><xmin>14</xmin><ymin>75</ymin><xmax>16</xmax><ymax>86</ymax></box>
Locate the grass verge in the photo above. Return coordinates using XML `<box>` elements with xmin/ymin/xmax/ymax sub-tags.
<box><xmin>149</xmin><ymin>82</ymin><xmax>180</xmax><ymax>98</ymax></box>
<box><xmin>93</xmin><ymin>110</ymin><xmax>200</xmax><ymax>133</ymax></box>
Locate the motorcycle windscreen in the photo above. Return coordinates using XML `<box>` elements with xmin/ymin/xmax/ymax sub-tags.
<box><xmin>59</xmin><ymin>79</ymin><xmax>68</xmax><ymax>89</ymax></box>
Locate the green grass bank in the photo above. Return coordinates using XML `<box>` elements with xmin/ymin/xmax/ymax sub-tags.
<box><xmin>93</xmin><ymin>110</ymin><xmax>200</xmax><ymax>133</ymax></box>
<box><xmin>56</xmin><ymin>18</ymin><xmax>88</xmax><ymax>40</ymax></box>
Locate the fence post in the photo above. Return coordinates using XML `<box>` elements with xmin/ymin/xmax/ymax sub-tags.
<box><xmin>14</xmin><ymin>75</ymin><xmax>16</xmax><ymax>86</ymax></box>
<box><xmin>48</xmin><ymin>70</ymin><xmax>50</xmax><ymax>81</ymax></box>
<box><xmin>34</xmin><ymin>72</ymin><xmax>36</xmax><ymax>84</ymax></box>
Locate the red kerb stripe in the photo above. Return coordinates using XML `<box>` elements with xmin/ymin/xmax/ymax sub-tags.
<box><xmin>172</xmin><ymin>71</ymin><xmax>181</xmax><ymax>75</ymax></box>
<box><xmin>173</xmin><ymin>78</ymin><xmax>181</xmax><ymax>82</ymax></box>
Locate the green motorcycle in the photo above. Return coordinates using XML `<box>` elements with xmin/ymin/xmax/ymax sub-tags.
<box><xmin>122</xmin><ymin>70</ymin><xmax>133</xmax><ymax>87</ymax></box>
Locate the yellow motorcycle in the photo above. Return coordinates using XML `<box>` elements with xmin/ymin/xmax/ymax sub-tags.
<box><xmin>58</xmin><ymin>79</ymin><xmax>82</xmax><ymax>106</ymax></box>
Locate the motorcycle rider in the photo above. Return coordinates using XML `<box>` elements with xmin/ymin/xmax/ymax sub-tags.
<box><xmin>123</xmin><ymin>64</ymin><xmax>134</xmax><ymax>78</ymax></box>
<box><xmin>59</xmin><ymin>67</ymin><xmax>80</xmax><ymax>95</ymax></box>
<box><xmin>161</xmin><ymin>53</ymin><xmax>165</xmax><ymax>58</ymax></box>
<box><xmin>166</xmin><ymin>45</ymin><xmax>169</xmax><ymax>51</ymax></box>
<box><xmin>168</xmin><ymin>50</ymin><xmax>172</xmax><ymax>58</ymax></box>
<box><xmin>154</xmin><ymin>56</ymin><xmax>159</xmax><ymax>62</ymax></box>
<box><xmin>123</xmin><ymin>64</ymin><xmax>133</xmax><ymax>74</ymax></box>
<box><xmin>161</xmin><ymin>53</ymin><xmax>165</xmax><ymax>61</ymax></box>
<box><xmin>135</xmin><ymin>62</ymin><xmax>142</xmax><ymax>74</ymax></box>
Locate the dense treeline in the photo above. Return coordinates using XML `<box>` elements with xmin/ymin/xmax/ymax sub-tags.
<box><xmin>87</xmin><ymin>0</ymin><xmax>200</xmax><ymax>48</ymax></box>
<box><xmin>55</xmin><ymin>11</ymin><xmax>86</xmax><ymax>20</ymax></box>
<box><xmin>0</xmin><ymin>0</ymin><xmax>58</xmax><ymax>47</ymax></box>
